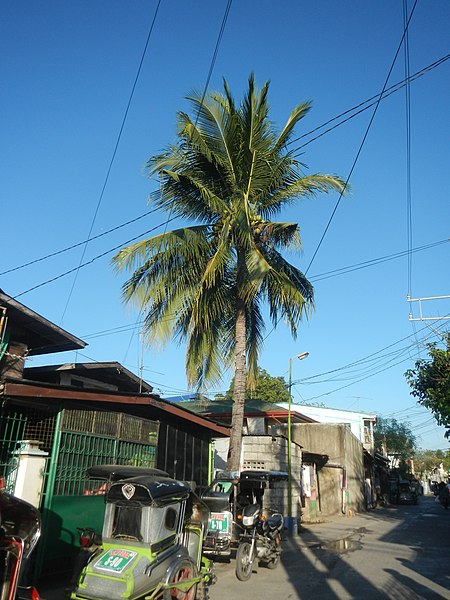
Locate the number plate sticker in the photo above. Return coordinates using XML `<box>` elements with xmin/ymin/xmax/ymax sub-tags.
<box><xmin>208</xmin><ymin>512</ymin><xmax>229</xmax><ymax>533</ymax></box>
<box><xmin>94</xmin><ymin>549</ymin><xmax>138</xmax><ymax>573</ymax></box>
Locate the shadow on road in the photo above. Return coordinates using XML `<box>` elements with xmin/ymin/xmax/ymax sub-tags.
<box><xmin>280</xmin><ymin>496</ymin><xmax>450</xmax><ymax>599</ymax></box>
<box><xmin>281</xmin><ymin>526</ymin><xmax>392</xmax><ymax>599</ymax></box>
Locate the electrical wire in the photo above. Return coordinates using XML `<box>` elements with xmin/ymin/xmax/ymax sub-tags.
<box><xmin>304</xmin><ymin>0</ymin><xmax>418</xmax><ymax>275</ymax></box>
<box><xmin>287</xmin><ymin>53</ymin><xmax>450</xmax><ymax>152</ymax></box>
<box><xmin>3</xmin><ymin>54</ymin><xmax>447</xmax><ymax>281</ymax></box>
<box><xmin>60</xmin><ymin>0</ymin><xmax>163</xmax><ymax>323</ymax></box>
<box><xmin>0</xmin><ymin>207</ymin><xmax>161</xmax><ymax>276</ymax></box>
<box><xmin>128</xmin><ymin>0</ymin><xmax>233</xmax><ymax>379</ymax></box>
<box><xmin>294</xmin><ymin>318</ymin><xmax>448</xmax><ymax>402</ymax></box>
<box><xmin>404</xmin><ymin>0</ymin><xmax>413</xmax><ymax>299</ymax></box>
<box><xmin>292</xmin><ymin>316</ymin><xmax>447</xmax><ymax>386</ymax></box>
<box><xmin>12</xmin><ymin>215</ymin><xmax>178</xmax><ymax>299</ymax></box>
<box><xmin>310</xmin><ymin>239</ymin><xmax>448</xmax><ymax>283</ymax></box>
<box><xmin>77</xmin><ymin>241</ymin><xmax>447</xmax><ymax>346</ymax></box>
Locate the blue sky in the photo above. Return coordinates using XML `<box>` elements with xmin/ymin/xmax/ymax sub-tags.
<box><xmin>1</xmin><ymin>1</ymin><xmax>449</xmax><ymax>450</ymax></box>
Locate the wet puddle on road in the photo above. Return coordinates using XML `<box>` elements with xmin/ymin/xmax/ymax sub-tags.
<box><xmin>308</xmin><ymin>538</ymin><xmax>363</xmax><ymax>554</ymax></box>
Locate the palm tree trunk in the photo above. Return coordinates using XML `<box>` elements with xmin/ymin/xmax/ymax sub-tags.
<box><xmin>227</xmin><ymin>295</ymin><xmax>247</xmax><ymax>471</ymax></box>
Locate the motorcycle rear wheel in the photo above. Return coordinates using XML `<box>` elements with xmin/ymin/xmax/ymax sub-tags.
<box><xmin>236</xmin><ymin>541</ymin><xmax>254</xmax><ymax>581</ymax></box>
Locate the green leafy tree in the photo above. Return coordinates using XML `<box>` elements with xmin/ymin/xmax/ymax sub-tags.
<box><xmin>414</xmin><ymin>449</ymin><xmax>450</xmax><ymax>477</ymax></box>
<box><xmin>405</xmin><ymin>332</ymin><xmax>450</xmax><ymax>436</ymax></box>
<box><xmin>215</xmin><ymin>368</ymin><xmax>291</xmax><ymax>404</ymax></box>
<box><xmin>112</xmin><ymin>75</ymin><xmax>346</xmax><ymax>470</ymax></box>
<box><xmin>374</xmin><ymin>417</ymin><xmax>416</xmax><ymax>461</ymax></box>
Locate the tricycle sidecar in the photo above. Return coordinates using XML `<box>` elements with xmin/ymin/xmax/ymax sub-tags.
<box><xmin>201</xmin><ymin>470</ymin><xmax>287</xmax><ymax>557</ymax></box>
<box><xmin>70</xmin><ymin>466</ymin><xmax>214</xmax><ymax>600</ymax></box>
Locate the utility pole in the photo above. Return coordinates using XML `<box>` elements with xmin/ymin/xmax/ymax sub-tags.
<box><xmin>407</xmin><ymin>294</ymin><xmax>450</xmax><ymax>322</ymax></box>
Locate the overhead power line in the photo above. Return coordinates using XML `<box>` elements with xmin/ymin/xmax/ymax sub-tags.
<box><xmin>0</xmin><ymin>207</ymin><xmax>161</xmax><ymax>276</ymax></box>
<box><xmin>288</xmin><ymin>52</ymin><xmax>450</xmax><ymax>154</ymax></box>
<box><xmin>3</xmin><ymin>53</ymin><xmax>447</xmax><ymax>280</ymax></box>
<box><xmin>60</xmin><ymin>0</ymin><xmax>163</xmax><ymax>322</ymax></box>
<box><xmin>77</xmin><ymin>239</ymin><xmax>447</xmax><ymax>342</ymax></box>
<box><xmin>13</xmin><ymin>216</ymin><xmax>178</xmax><ymax>299</ymax></box>
<box><xmin>293</xmin><ymin>317</ymin><xmax>448</xmax><ymax>401</ymax></box>
<box><xmin>309</xmin><ymin>239</ymin><xmax>448</xmax><ymax>283</ymax></box>
<box><xmin>304</xmin><ymin>0</ymin><xmax>418</xmax><ymax>274</ymax></box>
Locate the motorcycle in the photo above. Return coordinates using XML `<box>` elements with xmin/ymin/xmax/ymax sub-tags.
<box><xmin>0</xmin><ymin>477</ymin><xmax>41</xmax><ymax>600</ymax></box>
<box><xmin>438</xmin><ymin>482</ymin><xmax>450</xmax><ymax>510</ymax></box>
<box><xmin>235</xmin><ymin>503</ymin><xmax>283</xmax><ymax>582</ymax></box>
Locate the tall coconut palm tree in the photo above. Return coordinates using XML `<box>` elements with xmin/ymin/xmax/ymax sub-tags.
<box><xmin>112</xmin><ymin>74</ymin><xmax>346</xmax><ymax>470</ymax></box>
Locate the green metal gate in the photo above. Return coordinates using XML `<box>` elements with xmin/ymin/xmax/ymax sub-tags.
<box><xmin>1</xmin><ymin>402</ymin><xmax>159</xmax><ymax>577</ymax></box>
<box><xmin>0</xmin><ymin>402</ymin><xmax>57</xmax><ymax>495</ymax></box>
<box><xmin>39</xmin><ymin>408</ymin><xmax>159</xmax><ymax>574</ymax></box>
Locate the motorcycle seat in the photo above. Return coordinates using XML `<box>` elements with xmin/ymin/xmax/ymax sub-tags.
<box><xmin>266</xmin><ymin>514</ymin><xmax>283</xmax><ymax>531</ymax></box>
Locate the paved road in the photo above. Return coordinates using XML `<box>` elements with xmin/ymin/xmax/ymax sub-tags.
<box><xmin>41</xmin><ymin>495</ymin><xmax>450</xmax><ymax>599</ymax></box>
<box><xmin>209</xmin><ymin>495</ymin><xmax>450</xmax><ymax>600</ymax></box>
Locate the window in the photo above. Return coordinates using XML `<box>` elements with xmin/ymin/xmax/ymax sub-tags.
<box><xmin>165</xmin><ymin>508</ymin><xmax>177</xmax><ymax>531</ymax></box>
<box><xmin>112</xmin><ymin>505</ymin><xmax>143</xmax><ymax>541</ymax></box>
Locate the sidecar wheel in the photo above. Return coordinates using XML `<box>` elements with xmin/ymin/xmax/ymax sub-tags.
<box><xmin>163</xmin><ymin>562</ymin><xmax>198</xmax><ymax>600</ymax></box>
<box><xmin>235</xmin><ymin>542</ymin><xmax>253</xmax><ymax>581</ymax></box>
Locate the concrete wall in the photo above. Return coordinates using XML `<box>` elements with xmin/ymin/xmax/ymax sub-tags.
<box><xmin>212</xmin><ymin>434</ymin><xmax>302</xmax><ymax>522</ymax></box>
<box><xmin>242</xmin><ymin>435</ymin><xmax>302</xmax><ymax>522</ymax></box>
<box><xmin>294</xmin><ymin>423</ymin><xmax>365</xmax><ymax>517</ymax></box>
<box><xmin>280</xmin><ymin>403</ymin><xmax>376</xmax><ymax>450</ymax></box>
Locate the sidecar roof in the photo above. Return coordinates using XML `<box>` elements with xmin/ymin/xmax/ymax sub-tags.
<box><xmin>107</xmin><ymin>476</ymin><xmax>191</xmax><ymax>506</ymax></box>
<box><xmin>212</xmin><ymin>469</ymin><xmax>288</xmax><ymax>483</ymax></box>
<box><xmin>87</xmin><ymin>464</ymin><xmax>169</xmax><ymax>482</ymax></box>
<box><xmin>240</xmin><ymin>470</ymin><xmax>288</xmax><ymax>483</ymax></box>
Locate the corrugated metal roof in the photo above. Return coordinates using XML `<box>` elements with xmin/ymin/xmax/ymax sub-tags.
<box><xmin>0</xmin><ymin>289</ymin><xmax>86</xmax><ymax>355</ymax></box>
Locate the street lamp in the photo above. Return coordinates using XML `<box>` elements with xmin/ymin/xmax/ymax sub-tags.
<box><xmin>287</xmin><ymin>351</ymin><xmax>309</xmax><ymax>532</ymax></box>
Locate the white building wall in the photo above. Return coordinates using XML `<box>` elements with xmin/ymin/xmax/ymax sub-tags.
<box><xmin>279</xmin><ymin>404</ymin><xmax>376</xmax><ymax>445</ymax></box>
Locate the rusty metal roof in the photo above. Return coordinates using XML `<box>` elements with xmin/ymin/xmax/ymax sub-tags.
<box><xmin>0</xmin><ymin>289</ymin><xmax>86</xmax><ymax>355</ymax></box>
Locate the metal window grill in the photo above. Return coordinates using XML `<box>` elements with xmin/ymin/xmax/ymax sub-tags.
<box><xmin>55</xmin><ymin>432</ymin><xmax>117</xmax><ymax>496</ymax></box>
<box><xmin>0</xmin><ymin>404</ymin><xmax>56</xmax><ymax>493</ymax></box>
<box><xmin>61</xmin><ymin>409</ymin><xmax>119</xmax><ymax>437</ymax></box>
<box><xmin>55</xmin><ymin>409</ymin><xmax>159</xmax><ymax>496</ymax></box>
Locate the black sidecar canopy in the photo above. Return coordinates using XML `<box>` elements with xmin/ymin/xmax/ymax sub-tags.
<box><xmin>107</xmin><ymin>475</ymin><xmax>191</xmax><ymax>506</ymax></box>
<box><xmin>240</xmin><ymin>470</ymin><xmax>288</xmax><ymax>483</ymax></box>
<box><xmin>87</xmin><ymin>464</ymin><xmax>169</xmax><ymax>482</ymax></box>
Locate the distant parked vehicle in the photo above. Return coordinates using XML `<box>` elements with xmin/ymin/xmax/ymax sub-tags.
<box><xmin>397</xmin><ymin>481</ymin><xmax>418</xmax><ymax>505</ymax></box>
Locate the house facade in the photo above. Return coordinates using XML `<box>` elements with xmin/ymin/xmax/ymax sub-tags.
<box><xmin>0</xmin><ymin>290</ymin><xmax>228</xmax><ymax>576</ymax></box>
<box><xmin>280</xmin><ymin>403</ymin><xmax>377</xmax><ymax>454</ymax></box>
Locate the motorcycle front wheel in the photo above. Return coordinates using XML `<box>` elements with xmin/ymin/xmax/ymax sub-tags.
<box><xmin>235</xmin><ymin>541</ymin><xmax>254</xmax><ymax>581</ymax></box>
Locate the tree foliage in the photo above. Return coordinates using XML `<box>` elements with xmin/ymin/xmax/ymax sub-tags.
<box><xmin>405</xmin><ymin>332</ymin><xmax>450</xmax><ymax>435</ymax></box>
<box><xmin>374</xmin><ymin>416</ymin><xmax>416</xmax><ymax>460</ymax></box>
<box><xmin>112</xmin><ymin>75</ymin><xmax>345</xmax><ymax>469</ymax></box>
<box><xmin>215</xmin><ymin>368</ymin><xmax>291</xmax><ymax>404</ymax></box>
<box><xmin>413</xmin><ymin>449</ymin><xmax>450</xmax><ymax>476</ymax></box>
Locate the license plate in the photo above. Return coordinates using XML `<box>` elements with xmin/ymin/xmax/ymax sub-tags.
<box><xmin>94</xmin><ymin>549</ymin><xmax>138</xmax><ymax>573</ymax></box>
<box><xmin>208</xmin><ymin>512</ymin><xmax>229</xmax><ymax>533</ymax></box>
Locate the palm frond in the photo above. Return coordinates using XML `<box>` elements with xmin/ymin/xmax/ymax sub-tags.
<box><xmin>274</xmin><ymin>101</ymin><xmax>312</xmax><ymax>150</ymax></box>
<box><xmin>113</xmin><ymin>75</ymin><xmax>344</xmax><ymax>393</ymax></box>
